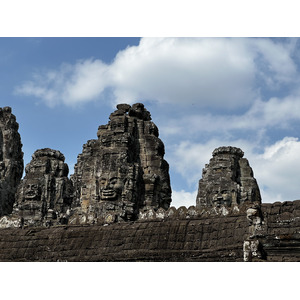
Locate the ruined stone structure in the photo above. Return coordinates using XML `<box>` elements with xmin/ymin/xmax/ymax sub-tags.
<box><xmin>71</xmin><ymin>103</ymin><xmax>171</xmax><ymax>223</ymax></box>
<box><xmin>0</xmin><ymin>103</ymin><xmax>300</xmax><ymax>262</ymax></box>
<box><xmin>12</xmin><ymin>148</ymin><xmax>73</xmax><ymax>227</ymax></box>
<box><xmin>1</xmin><ymin>200</ymin><xmax>300</xmax><ymax>262</ymax></box>
<box><xmin>0</xmin><ymin>107</ymin><xmax>23</xmax><ymax>216</ymax></box>
<box><xmin>196</xmin><ymin>146</ymin><xmax>261</xmax><ymax>210</ymax></box>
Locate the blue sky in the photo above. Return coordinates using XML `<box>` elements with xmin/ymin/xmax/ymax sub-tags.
<box><xmin>3</xmin><ymin>37</ymin><xmax>300</xmax><ymax>207</ymax></box>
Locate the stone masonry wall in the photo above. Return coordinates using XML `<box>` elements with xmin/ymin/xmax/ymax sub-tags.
<box><xmin>1</xmin><ymin>196</ymin><xmax>300</xmax><ymax>261</ymax></box>
<box><xmin>257</xmin><ymin>200</ymin><xmax>300</xmax><ymax>261</ymax></box>
<box><xmin>0</xmin><ymin>211</ymin><xmax>249</xmax><ymax>262</ymax></box>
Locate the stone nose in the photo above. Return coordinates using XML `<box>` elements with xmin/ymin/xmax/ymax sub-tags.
<box><xmin>107</xmin><ymin>181</ymin><xmax>115</xmax><ymax>189</ymax></box>
<box><xmin>102</xmin><ymin>180</ymin><xmax>113</xmax><ymax>189</ymax></box>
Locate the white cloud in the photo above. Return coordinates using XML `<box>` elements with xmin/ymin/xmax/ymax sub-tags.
<box><xmin>109</xmin><ymin>38</ymin><xmax>257</xmax><ymax>108</ymax></box>
<box><xmin>251</xmin><ymin>137</ymin><xmax>300</xmax><ymax>203</ymax></box>
<box><xmin>160</xmin><ymin>94</ymin><xmax>300</xmax><ymax>139</ymax></box>
<box><xmin>15</xmin><ymin>59</ymin><xmax>109</xmax><ymax>107</ymax></box>
<box><xmin>251</xmin><ymin>38</ymin><xmax>298</xmax><ymax>86</ymax></box>
<box><xmin>62</xmin><ymin>59</ymin><xmax>109</xmax><ymax>105</ymax></box>
<box><xmin>14</xmin><ymin>38</ymin><xmax>300</xmax><ymax>109</ymax></box>
<box><xmin>170</xmin><ymin>137</ymin><xmax>300</xmax><ymax>204</ymax></box>
<box><xmin>171</xmin><ymin>190</ymin><xmax>197</xmax><ymax>208</ymax></box>
<box><xmin>239</xmin><ymin>96</ymin><xmax>300</xmax><ymax>130</ymax></box>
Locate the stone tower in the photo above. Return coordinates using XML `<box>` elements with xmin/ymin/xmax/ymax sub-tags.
<box><xmin>71</xmin><ymin>103</ymin><xmax>172</xmax><ymax>222</ymax></box>
<box><xmin>13</xmin><ymin>148</ymin><xmax>73</xmax><ymax>226</ymax></box>
<box><xmin>196</xmin><ymin>146</ymin><xmax>261</xmax><ymax>209</ymax></box>
<box><xmin>0</xmin><ymin>107</ymin><xmax>23</xmax><ymax>216</ymax></box>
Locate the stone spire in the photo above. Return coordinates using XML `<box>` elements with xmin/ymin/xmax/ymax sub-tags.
<box><xmin>71</xmin><ymin>103</ymin><xmax>172</xmax><ymax>222</ymax></box>
<box><xmin>13</xmin><ymin>148</ymin><xmax>73</xmax><ymax>226</ymax></box>
<box><xmin>196</xmin><ymin>146</ymin><xmax>261</xmax><ymax>209</ymax></box>
<box><xmin>0</xmin><ymin>107</ymin><xmax>24</xmax><ymax>216</ymax></box>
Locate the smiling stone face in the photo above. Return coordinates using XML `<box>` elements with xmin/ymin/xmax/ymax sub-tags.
<box><xmin>99</xmin><ymin>173</ymin><xmax>124</xmax><ymax>201</ymax></box>
<box><xmin>24</xmin><ymin>182</ymin><xmax>41</xmax><ymax>201</ymax></box>
<box><xmin>211</xmin><ymin>186</ymin><xmax>236</xmax><ymax>208</ymax></box>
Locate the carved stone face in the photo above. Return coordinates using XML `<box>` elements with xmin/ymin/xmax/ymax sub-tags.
<box><xmin>212</xmin><ymin>187</ymin><xmax>232</xmax><ymax>207</ymax></box>
<box><xmin>99</xmin><ymin>172</ymin><xmax>124</xmax><ymax>201</ymax></box>
<box><xmin>24</xmin><ymin>181</ymin><xmax>41</xmax><ymax>201</ymax></box>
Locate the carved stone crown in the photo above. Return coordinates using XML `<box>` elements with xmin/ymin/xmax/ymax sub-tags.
<box><xmin>212</xmin><ymin>146</ymin><xmax>244</xmax><ymax>158</ymax></box>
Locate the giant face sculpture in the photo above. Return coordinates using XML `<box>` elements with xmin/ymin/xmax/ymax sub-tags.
<box><xmin>99</xmin><ymin>172</ymin><xmax>124</xmax><ymax>201</ymax></box>
<box><xmin>24</xmin><ymin>180</ymin><xmax>41</xmax><ymax>201</ymax></box>
<box><xmin>211</xmin><ymin>186</ymin><xmax>234</xmax><ymax>208</ymax></box>
<box><xmin>13</xmin><ymin>148</ymin><xmax>73</xmax><ymax>225</ymax></box>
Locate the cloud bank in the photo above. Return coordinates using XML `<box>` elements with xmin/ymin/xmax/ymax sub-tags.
<box><xmin>15</xmin><ymin>37</ymin><xmax>299</xmax><ymax>109</ymax></box>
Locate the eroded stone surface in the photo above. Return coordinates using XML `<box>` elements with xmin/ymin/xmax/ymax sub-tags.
<box><xmin>71</xmin><ymin>103</ymin><xmax>172</xmax><ymax>222</ymax></box>
<box><xmin>196</xmin><ymin>146</ymin><xmax>261</xmax><ymax>210</ymax></box>
<box><xmin>13</xmin><ymin>148</ymin><xmax>73</xmax><ymax>226</ymax></box>
<box><xmin>0</xmin><ymin>107</ymin><xmax>23</xmax><ymax>216</ymax></box>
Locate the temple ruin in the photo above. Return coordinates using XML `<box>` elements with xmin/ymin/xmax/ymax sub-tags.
<box><xmin>196</xmin><ymin>146</ymin><xmax>261</xmax><ymax>210</ymax></box>
<box><xmin>12</xmin><ymin>148</ymin><xmax>73</xmax><ymax>227</ymax></box>
<box><xmin>70</xmin><ymin>103</ymin><xmax>171</xmax><ymax>224</ymax></box>
<box><xmin>0</xmin><ymin>104</ymin><xmax>300</xmax><ymax>262</ymax></box>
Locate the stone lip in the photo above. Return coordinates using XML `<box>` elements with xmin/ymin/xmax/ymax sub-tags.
<box><xmin>212</xmin><ymin>146</ymin><xmax>244</xmax><ymax>158</ymax></box>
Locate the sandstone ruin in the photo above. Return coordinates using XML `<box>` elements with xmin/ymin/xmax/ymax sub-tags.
<box><xmin>71</xmin><ymin>103</ymin><xmax>171</xmax><ymax>223</ymax></box>
<box><xmin>13</xmin><ymin>148</ymin><xmax>73</xmax><ymax>227</ymax></box>
<box><xmin>0</xmin><ymin>104</ymin><xmax>299</xmax><ymax>262</ymax></box>
<box><xmin>0</xmin><ymin>107</ymin><xmax>23</xmax><ymax>216</ymax></box>
<box><xmin>196</xmin><ymin>146</ymin><xmax>261</xmax><ymax>211</ymax></box>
